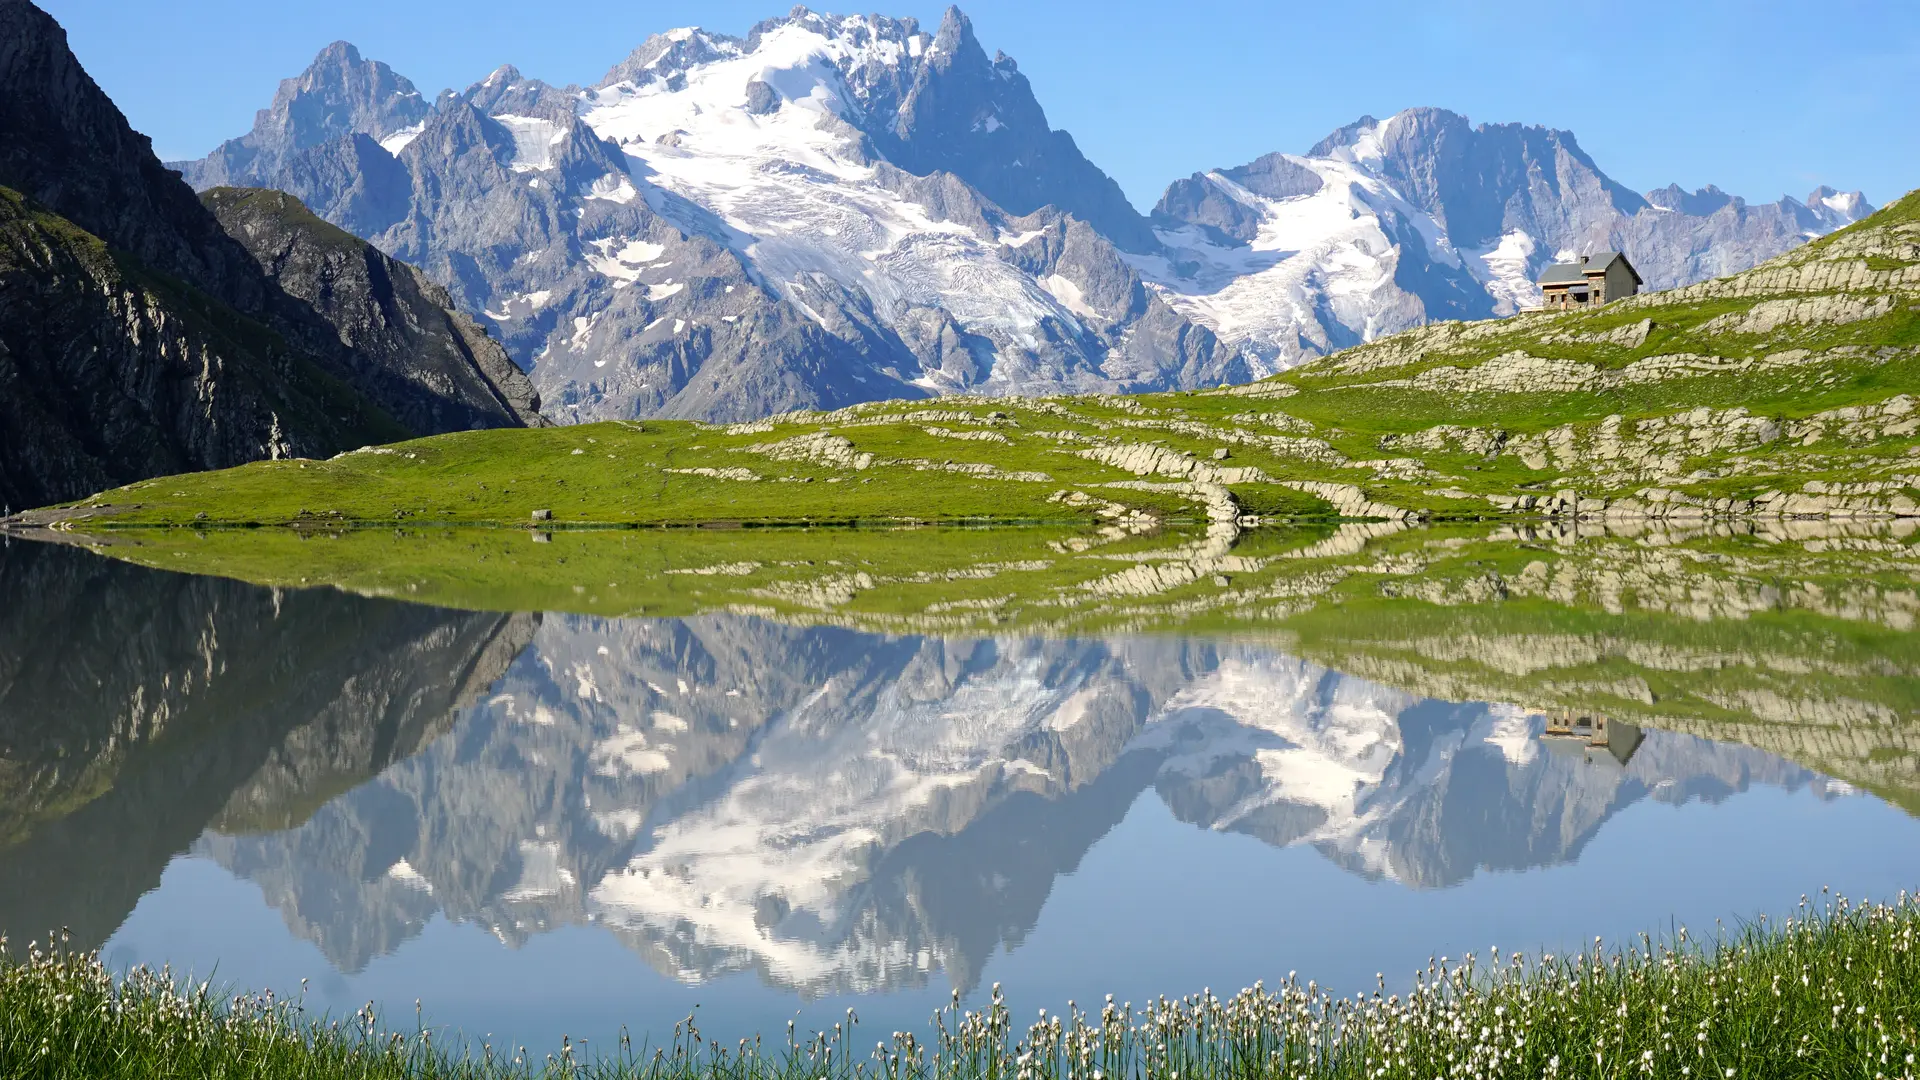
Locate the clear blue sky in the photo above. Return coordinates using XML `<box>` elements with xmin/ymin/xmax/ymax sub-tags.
<box><xmin>40</xmin><ymin>0</ymin><xmax>1920</xmax><ymax>212</ymax></box>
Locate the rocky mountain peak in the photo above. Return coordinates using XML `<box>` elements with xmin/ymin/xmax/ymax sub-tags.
<box><xmin>600</xmin><ymin>27</ymin><xmax>742</xmax><ymax>88</ymax></box>
<box><xmin>1374</xmin><ymin>109</ymin><xmax>1646</xmax><ymax>243</ymax></box>
<box><xmin>462</xmin><ymin>65</ymin><xmax>573</xmax><ymax>122</ymax></box>
<box><xmin>1640</xmin><ymin>181</ymin><xmax>1873</xmax><ymax>234</ymax></box>
<box><xmin>175</xmin><ymin>33</ymin><xmax>431</xmax><ymax>191</ymax></box>
<box><xmin>404</xmin><ymin>97</ymin><xmax>512</xmax><ymax>162</ymax></box>
<box><xmin>1305</xmin><ymin>113</ymin><xmax>1381</xmax><ymax>159</ymax></box>
<box><xmin>254</xmin><ymin>39</ymin><xmax>430</xmax><ymax>151</ymax></box>
<box><xmin>819</xmin><ymin>4</ymin><xmax>1156</xmax><ymax>251</ymax></box>
<box><xmin>931</xmin><ymin>4</ymin><xmax>974</xmax><ymax>54</ymax></box>
<box><xmin>1646</xmin><ymin>183</ymin><xmax>1736</xmax><ymax>216</ymax></box>
<box><xmin>1807</xmin><ymin>185</ymin><xmax>1871</xmax><ymax>225</ymax></box>
<box><xmin>1140</xmin><ymin>105</ymin><xmax>1874</xmax><ymax>369</ymax></box>
<box><xmin>592</xmin><ymin>5</ymin><xmax>1154</xmax><ymax>253</ymax></box>
<box><xmin>1308</xmin><ymin>108</ymin><xmax>1648</xmax><ymax>233</ymax></box>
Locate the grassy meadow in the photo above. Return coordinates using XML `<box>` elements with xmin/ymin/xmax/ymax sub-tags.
<box><xmin>4</xmin><ymin>892</ymin><xmax>1917</xmax><ymax>1078</ymax></box>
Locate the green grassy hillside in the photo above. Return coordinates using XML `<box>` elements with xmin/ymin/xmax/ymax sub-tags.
<box><xmin>16</xmin><ymin>188</ymin><xmax>1920</xmax><ymax>533</ymax></box>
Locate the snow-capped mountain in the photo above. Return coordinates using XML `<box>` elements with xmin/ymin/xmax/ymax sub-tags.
<box><xmin>179</xmin><ymin>8</ymin><xmax>1240</xmax><ymax>423</ymax></box>
<box><xmin>1140</xmin><ymin>108</ymin><xmax>1874</xmax><ymax>367</ymax></box>
<box><xmin>195</xmin><ymin>613</ymin><xmax>1835</xmax><ymax>994</ymax></box>
<box><xmin>173</xmin><ymin>11</ymin><xmax>1873</xmax><ymax>419</ymax></box>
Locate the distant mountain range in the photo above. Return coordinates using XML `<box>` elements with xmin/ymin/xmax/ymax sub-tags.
<box><xmin>0</xmin><ymin>0</ymin><xmax>1882</xmax><ymax>505</ymax></box>
<box><xmin>169</xmin><ymin>7</ymin><xmax>1873</xmax><ymax>422</ymax></box>
<box><xmin>1145</xmin><ymin>111</ymin><xmax>1870</xmax><ymax>362</ymax></box>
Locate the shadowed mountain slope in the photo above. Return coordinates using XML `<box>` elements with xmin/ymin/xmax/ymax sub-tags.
<box><xmin>0</xmin><ymin>0</ymin><xmax>542</xmax><ymax>509</ymax></box>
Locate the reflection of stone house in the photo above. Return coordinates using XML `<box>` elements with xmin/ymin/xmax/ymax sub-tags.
<box><xmin>1539</xmin><ymin>252</ymin><xmax>1642</xmax><ymax>310</ymax></box>
<box><xmin>1543</xmin><ymin>711</ymin><xmax>1644</xmax><ymax>766</ymax></box>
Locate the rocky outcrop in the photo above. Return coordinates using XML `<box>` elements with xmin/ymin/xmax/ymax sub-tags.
<box><xmin>1695</xmin><ymin>294</ymin><xmax>1894</xmax><ymax>335</ymax></box>
<box><xmin>0</xmin><ymin>186</ymin><xmax>405</xmax><ymax>511</ymax></box>
<box><xmin>204</xmin><ymin>187</ymin><xmax>547</xmax><ymax>431</ymax></box>
<box><xmin>1280</xmin><ymin>480</ymin><xmax>1412</xmax><ymax>522</ymax></box>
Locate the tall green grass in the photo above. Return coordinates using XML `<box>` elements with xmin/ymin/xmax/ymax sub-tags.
<box><xmin>4</xmin><ymin>891</ymin><xmax>1918</xmax><ymax>1078</ymax></box>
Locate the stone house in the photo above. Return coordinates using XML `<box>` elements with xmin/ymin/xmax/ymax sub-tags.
<box><xmin>1538</xmin><ymin>251</ymin><xmax>1643</xmax><ymax>310</ymax></box>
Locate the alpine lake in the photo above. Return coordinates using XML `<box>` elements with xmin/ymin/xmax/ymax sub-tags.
<box><xmin>3</xmin><ymin>514</ymin><xmax>1917</xmax><ymax>1060</ymax></box>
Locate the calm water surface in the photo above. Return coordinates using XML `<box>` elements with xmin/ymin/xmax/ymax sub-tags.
<box><xmin>1</xmin><ymin>538</ymin><xmax>1915</xmax><ymax>1055</ymax></box>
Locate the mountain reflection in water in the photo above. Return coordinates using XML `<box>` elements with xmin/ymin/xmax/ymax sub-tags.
<box><xmin>196</xmin><ymin>618</ymin><xmax>1847</xmax><ymax>996</ymax></box>
<box><xmin>0</xmin><ymin>540</ymin><xmax>1876</xmax><ymax>992</ymax></box>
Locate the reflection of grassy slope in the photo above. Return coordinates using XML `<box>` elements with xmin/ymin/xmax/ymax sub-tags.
<box><xmin>39</xmin><ymin>189</ymin><xmax>1920</xmax><ymax>528</ymax></box>
<box><xmin>78</xmin><ymin>524</ymin><xmax>1310</xmax><ymax>624</ymax></box>
<box><xmin>67</xmin><ymin>516</ymin><xmax>1920</xmax><ymax>809</ymax></box>
<box><xmin>1290</xmin><ymin>531</ymin><xmax>1920</xmax><ymax>810</ymax></box>
<box><xmin>1285</xmin><ymin>598</ymin><xmax>1920</xmax><ymax>813</ymax></box>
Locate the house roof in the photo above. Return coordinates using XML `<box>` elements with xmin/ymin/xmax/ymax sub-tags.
<box><xmin>1582</xmin><ymin>251</ymin><xmax>1643</xmax><ymax>283</ymax></box>
<box><xmin>1539</xmin><ymin>262</ymin><xmax>1589</xmax><ymax>285</ymax></box>
<box><xmin>1538</xmin><ymin>251</ymin><xmax>1644</xmax><ymax>287</ymax></box>
<box><xmin>1574</xmin><ymin>251</ymin><xmax>1635</xmax><ymax>276</ymax></box>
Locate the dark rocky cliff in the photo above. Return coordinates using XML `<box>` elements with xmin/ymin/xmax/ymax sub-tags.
<box><xmin>0</xmin><ymin>0</ymin><xmax>266</xmax><ymax>309</ymax></box>
<box><xmin>0</xmin><ymin>187</ymin><xmax>407</xmax><ymax>512</ymax></box>
<box><xmin>0</xmin><ymin>0</ymin><xmax>544</xmax><ymax>509</ymax></box>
